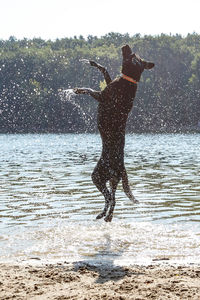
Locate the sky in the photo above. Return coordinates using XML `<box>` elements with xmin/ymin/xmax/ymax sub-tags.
<box><xmin>0</xmin><ymin>0</ymin><xmax>200</xmax><ymax>40</ymax></box>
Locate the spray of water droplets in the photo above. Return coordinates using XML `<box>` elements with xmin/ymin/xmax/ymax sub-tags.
<box><xmin>59</xmin><ymin>89</ymin><xmax>76</xmax><ymax>102</ymax></box>
<box><xmin>59</xmin><ymin>89</ymin><xmax>92</xmax><ymax>128</ymax></box>
<box><xmin>57</xmin><ymin>59</ymin><xmax>94</xmax><ymax>129</ymax></box>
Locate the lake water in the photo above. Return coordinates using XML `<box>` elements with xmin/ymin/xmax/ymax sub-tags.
<box><xmin>0</xmin><ymin>133</ymin><xmax>200</xmax><ymax>265</ymax></box>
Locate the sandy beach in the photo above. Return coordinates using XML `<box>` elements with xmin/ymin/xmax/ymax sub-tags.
<box><xmin>1</xmin><ymin>262</ymin><xmax>200</xmax><ymax>299</ymax></box>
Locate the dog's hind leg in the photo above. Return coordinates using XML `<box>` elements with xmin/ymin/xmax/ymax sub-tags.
<box><xmin>89</xmin><ymin>61</ymin><xmax>112</xmax><ymax>85</ymax></box>
<box><xmin>122</xmin><ymin>168</ymin><xmax>139</xmax><ymax>203</ymax></box>
<box><xmin>91</xmin><ymin>169</ymin><xmax>111</xmax><ymax>219</ymax></box>
<box><xmin>104</xmin><ymin>177</ymin><xmax>120</xmax><ymax>222</ymax></box>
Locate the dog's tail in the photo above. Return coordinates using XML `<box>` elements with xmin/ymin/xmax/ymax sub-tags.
<box><xmin>122</xmin><ymin>168</ymin><xmax>139</xmax><ymax>203</ymax></box>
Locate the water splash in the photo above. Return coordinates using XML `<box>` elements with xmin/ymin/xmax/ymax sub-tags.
<box><xmin>59</xmin><ymin>89</ymin><xmax>92</xmax><ymax>128</ymax></box>
<box><xmin>57</xmin><ymin>58</ymin><xmax>93</xmax><ymax>129</ymax></box>
<box><xmin>59</xmin><ymin>89</ymin><xmax>76</xmax><ymax>102</ymax></box>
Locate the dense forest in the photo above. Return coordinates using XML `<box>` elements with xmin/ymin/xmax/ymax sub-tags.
<box><xmin>0</xmin><ymin>32</ymin><xmax>200</xmax><ymax>133</ymax></box>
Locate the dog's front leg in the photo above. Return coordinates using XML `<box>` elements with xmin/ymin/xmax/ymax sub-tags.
<box><xmin>73</xmin><ymin>88</ymin><xmax>102</xmax><ymax>102</ymax></box>
<box><xmin>89</xmin><ymin>61</ymin><xmax>112</xmax><ymax>85</ymax></box>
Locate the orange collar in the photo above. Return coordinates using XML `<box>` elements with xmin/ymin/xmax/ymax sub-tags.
<box><xmin>121</xmin><ymin>73</ymin><xmax>138</xmax><ymax>84</ymax></box>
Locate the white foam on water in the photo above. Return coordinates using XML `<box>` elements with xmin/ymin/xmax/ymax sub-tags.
<box><xmin>1</xmin><ymin>220</ymin><xmax>200</xmax><ymax>266</ymax></box>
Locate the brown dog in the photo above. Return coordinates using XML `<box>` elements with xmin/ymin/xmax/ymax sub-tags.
<box><xmin>74</xmin><ymin>44</ymin><xmax>154</xmax><ymax>222</ymax></box>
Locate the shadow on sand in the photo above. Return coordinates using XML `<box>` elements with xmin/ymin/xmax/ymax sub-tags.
<box><xmin>73</xmin><ymin>233</ymin><xmax>144</xmax><ymax>284</ymax></box>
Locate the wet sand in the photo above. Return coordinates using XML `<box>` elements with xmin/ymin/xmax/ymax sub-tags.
<box><xmin>1</xmin><ymin>262</ymin><xmax>200</xmax><ymax>299</ymax></box>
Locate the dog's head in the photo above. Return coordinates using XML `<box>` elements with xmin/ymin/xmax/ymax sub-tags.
<box><xmin>121</xmin><ymin>45</ymin><xmax>154</xmax><ymax>82</ymax></box>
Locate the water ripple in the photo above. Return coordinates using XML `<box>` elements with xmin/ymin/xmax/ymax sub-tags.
<box><xmin>0</xmin><ymin>133</ymin><xmax>200</xmax><ymax>263</ymax></box>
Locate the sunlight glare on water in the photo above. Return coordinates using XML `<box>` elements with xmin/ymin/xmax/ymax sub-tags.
<box><xmin>0</xmin><ymin>133</ymin><xmax>200</xmax><ymax>265</ymax></box>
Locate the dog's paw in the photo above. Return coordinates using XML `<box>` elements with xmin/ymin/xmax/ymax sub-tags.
<box><xmin>130</xmin><ymin>197</ymin><xmax>139</xmax><ymax>204</ymax></box>
<box><xmin>104</xmin><ymin>214</ymin><xmax>113</xmax><ymax>222</ymax></box>
<box><xmin>73</xmin><ymin>88</ymin><xmax>86</xmax><ymax>95</ymax></box>
<box><xmin>89</xmin><ymin>60</ymin><xmax>98</xmax><ymax>67</ymax></box>
<box><xmin>96</xmin><ymin>212</ymin><xmax>106</xmax><ymax>220</ymax></box>
<box><xmin>73</xmin><ymin>88</ymin><xmax>79</xmax><ymax>94</ymax></box>
<box><xmin>73</xmin><ymin>88</ymin><xmax>84</xmax><ymax>94</ymax></box>
<box><xmin>132</xmin><ymin>199</ymin><xmax>139</xmax><ymax>204</ymax></box>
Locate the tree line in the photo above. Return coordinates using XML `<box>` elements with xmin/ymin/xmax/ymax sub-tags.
<box><xmin>0</xmin><ymin>32</ymin><xmax>200</xmax><ymax>133</ymax></box>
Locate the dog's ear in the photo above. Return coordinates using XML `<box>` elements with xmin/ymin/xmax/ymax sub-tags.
<box><xmin>122</xmin><ymin>45</ymin><xmax>132</xmax><ymax>58</ymax></box>
<box><xmin>143</xmin><ymin>61</ymin><xmax>155</xmax><ymax>69</ymax></box>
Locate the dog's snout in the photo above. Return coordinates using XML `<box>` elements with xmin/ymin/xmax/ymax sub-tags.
<box><xmin>144</xmin><ymin>62</ymin><xmax>155</xmax><ymax>69</ymax></box>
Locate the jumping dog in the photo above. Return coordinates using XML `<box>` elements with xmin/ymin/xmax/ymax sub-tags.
<box><xmin>74</xmin><ymin>44</ymin><xmax>154</xmax><ymax>222</ymax></box>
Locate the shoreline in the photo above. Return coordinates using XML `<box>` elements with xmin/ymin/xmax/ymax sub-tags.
<box><xmin>1</xmin><ymin>261</ymin><xmax>200</xmax><ymax>299</ymax></box>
